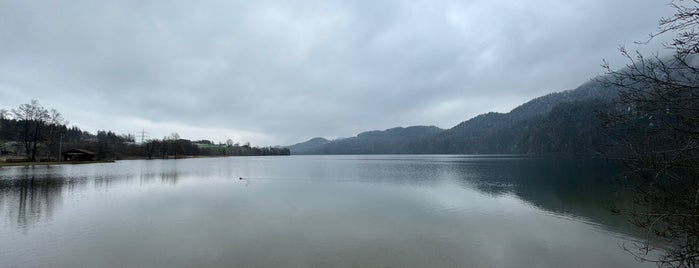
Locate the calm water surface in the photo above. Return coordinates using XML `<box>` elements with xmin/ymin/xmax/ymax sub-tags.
<box><xmin>0</xmin><ymin>155</ymin><xmax>652</xmax><ymax>267</ymax></box>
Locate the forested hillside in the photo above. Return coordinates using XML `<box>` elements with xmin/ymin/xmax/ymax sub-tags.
<box><xmin>291</xmin><ymin>126</ymin><xmax>443</xmax><ymax>154</ymax></box>
<box><xmin>290</xmin><ymin>79</ymin><xmax>621</xmax><ymax>156</ymax></box>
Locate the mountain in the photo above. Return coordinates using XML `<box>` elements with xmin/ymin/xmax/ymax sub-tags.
<box><xmin>289</xmin><ymin>137</ymin><xmax>330</xmax><ymax>154</ymax></box>
<box><xmin>292</xmin><ymin>126</ymin><xmax>444</xmax><ymax>154</ymax></box>
<box><xmin>516</xmin><ymin>98</ymin><xmax>617</xmax><ymax>156</ymax></box>
<box><xmin>420</xmin><ymin>79</ymin><xmax>619</xmax><ymax>155</ymax></box>
<box><xmin>290</xmin><ymin>77</ymin><xmax>621</xmax><ymax>156</ymax></box>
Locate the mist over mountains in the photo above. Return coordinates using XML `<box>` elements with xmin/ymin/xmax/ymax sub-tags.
<box><xmin>290</xmin><ymin>77</ymin><xmax>621</xmax><ymax>156</ymax></box>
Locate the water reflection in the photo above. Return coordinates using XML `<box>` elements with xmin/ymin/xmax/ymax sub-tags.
<box><xmin>0</xmin><ymin>156</ymin><xmax>652</xmax><ymax>268</ymax></box>
<box><xmin>0</xmin><ymin>157</ymin><xmax>631</xmax><ymax>234</ymax></box>
<box><xmin>346</xmin><ymin>156</ymin><xmax>635</xmax><ymax>236</ymax></box>
<box><xmin>306</xmin><ymin>155</ymin><xmax>637</xmax><ymax>237</ymax></box>
<box><xmin>449</xmin><ymin>158</ymin><xmax>635</xmax><ymax>233</ymax></box>
<box><xmin>0</xmin><ymin>169</ymin><xmax>73</xmax><ymax>231</ymax></box>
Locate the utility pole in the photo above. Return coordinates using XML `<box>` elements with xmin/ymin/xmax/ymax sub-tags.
<box><xmin>139</xmin><ymin>129</ymin><xmax>149</xmax><ymax>144</ymax></box>
<box><xmin>58</xmin><ymin>130</ymin><xmax>64</xmax><ymax>162</ymax></box>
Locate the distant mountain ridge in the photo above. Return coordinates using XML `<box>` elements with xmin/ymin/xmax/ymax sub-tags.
<box><xmin>290</xmin><ymin>126</ymin><xmax>444</xmax><ymax>155</ymax></box>
<box><xmin>290</xmin><ymin>78</ymin><xmax>620</xmax><ymax>156</ymax></box>
<box><xmin>288</xmin><ymin>137</ymin><xmax>330</xmax><ymax>153</ymax></box>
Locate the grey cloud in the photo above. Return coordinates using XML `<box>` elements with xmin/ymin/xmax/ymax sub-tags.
<box><xmin>0</xmin><ymin>0</ymin><xmax>674</xmax><ymax>145</ymax></box>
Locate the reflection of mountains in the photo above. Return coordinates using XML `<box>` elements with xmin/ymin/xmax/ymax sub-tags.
<box><xmin>0</xmin><ymin>158</ymin><xmax>634</xmax><ymax>237</ymax></box>
<box><xmin>459</xmin><ymin>158</ymin><xmax>637</xmax><ymax>235</ymax></box>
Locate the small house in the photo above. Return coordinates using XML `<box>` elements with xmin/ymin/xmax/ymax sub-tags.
<box><xmin>62</xmin><ymin>149</ymin><xmax>97</xmax><ymax>161</ymax></box>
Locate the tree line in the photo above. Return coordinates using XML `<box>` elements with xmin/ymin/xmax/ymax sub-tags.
<box><xmin>0</xmin><ymin>101</ymin><xmax>289</xmax><ymax>162</ymax></box>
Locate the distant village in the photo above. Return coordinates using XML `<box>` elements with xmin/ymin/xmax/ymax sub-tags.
<box><xmin>0</xmin><ymin>100</ymin><xmax>289</xmax><ymax>164</ymax></box>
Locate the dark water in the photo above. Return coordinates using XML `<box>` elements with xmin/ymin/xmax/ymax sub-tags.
<box><xmin>0</xmin><ymin>155</ymin><xmax>653</xmax><ymax>267</ymax></box>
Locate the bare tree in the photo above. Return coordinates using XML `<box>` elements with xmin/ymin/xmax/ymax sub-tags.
<box><xmin>161</xmin><ymin>136</ymin><xmax>169</xmax><ymax>159</ymax></box>
<box><xmin>602</xmin><ymin>1</ymin><xmax>699</xmax><ymax>267</ymax></box>
<box><xmin>0</xmin><ymin>108</ymin><xmax>7</xmax><ymax>139</ymax></box>
<box><xmin>45</xmin><ymin>109</ymin><xmax>67</xmax><ymax>160</ymax></box>
<box><xmin>11</xmin><ymin>100</ymin><xmax>50</xmax><ymax>161</ymax></box>
<box><xmin>143</xmin><ymin>138</ymin><xmax>165</xmax><ymax>160</ymax></box>
<box><xmin>170</xmin><ymin>133</ymin><xmax>181</xmax><ymax>158</ymax></box>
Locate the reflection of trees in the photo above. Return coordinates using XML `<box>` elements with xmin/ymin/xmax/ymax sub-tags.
<box><xmin>0</xmin><ymin>172</ymin><xmax>84</xmax><ymax>232</ymax></box>
<box><xmin>93</xmin><ymin>174</ymin><xmax>134</xmax><ymax>190</ymax></box>
<box><xmin>0</xmin><ymin>163</ymin><xmax>185</xmax><ymax>232</ymax></box>
<box><xmin>135</xmin><ymin>172</ymin><xmax>180</xmax><ymax>185</ymax></box>
<box><xmin>160</xmin><ymin>172</ymin><xmax>179</xmax><ymax>185</ymax></box>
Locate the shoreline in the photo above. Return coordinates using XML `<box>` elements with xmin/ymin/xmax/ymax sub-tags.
<box><xmin>0</xmin><ymin>160</ymin><xmax>115</xmax><ymax>167</ymax></box>
<box><xmin>0</xmin><ymin>154</ymin><xmax>283</xmax><ymax>167</ymax></box>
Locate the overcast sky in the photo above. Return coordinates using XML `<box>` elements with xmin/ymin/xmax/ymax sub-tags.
<box><xmin>0</xmin><ymin>0</ymin><xmax>674</xmax><ymax>145</ymax></box>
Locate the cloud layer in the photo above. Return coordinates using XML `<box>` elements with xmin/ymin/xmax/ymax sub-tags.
<box><xmin>0</xmin><ymin>0</ymin><xmax>673</xmax><ymax>145</ymax></box>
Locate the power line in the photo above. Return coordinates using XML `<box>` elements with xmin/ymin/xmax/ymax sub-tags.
<box><xmin>138</xmin><ymin>129</ymin><xmax>149</xmax><ymax>144</ymax></box>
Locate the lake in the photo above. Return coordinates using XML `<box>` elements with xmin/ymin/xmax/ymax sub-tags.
<box><xmin>0</xmin><ymin>155</ymin><xmax>654</xmax><ymax>267</ymax></box>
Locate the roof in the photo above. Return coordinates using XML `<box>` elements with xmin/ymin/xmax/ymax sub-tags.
<box><xmin>63</xmin><ymin>149</ymin><xmax>97</xmax><ymax>155</ymax></box>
